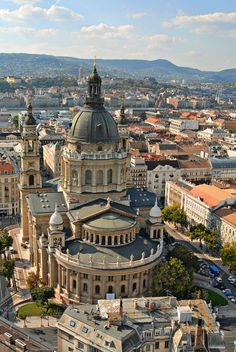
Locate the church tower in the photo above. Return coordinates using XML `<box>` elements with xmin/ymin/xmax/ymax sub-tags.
<box><xmin>19</xmin><ymin>102</ymin><xmax>42</xmax><ymax>240</ymax></box>
<box><xmin>60</xmin><ymin>63</ymin><xmax>129</xmax><ymax>206</ymax></box>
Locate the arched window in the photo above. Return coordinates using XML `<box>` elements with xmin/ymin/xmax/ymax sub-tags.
<box><xmin>125</xmin><ymin>234</ymin><xmax>128</xmax><ymax>243</ymax></box>
<box><xmin>95</xmin><ymin>235</ymin><xmax>99</xmax><ymax>244</ymax></box>
<box><xmin>121</xmin><ymin>285</ymin><xmax>126</xmax><ymax>294</ymax></box>
<box><xmin>85</xmin><ymin>170</ymin><xmax>92</xmax><ymax>185</ymax></box>
<box><xmin>157</xmin><ymin>229</ymin><xmax>161</xmax><ymax>238</ymax></box>
<box><xmin>114</xmin><ymin>236</ymin><xmax>118</xmax><ymax>245</ymax></box>
<box><xmin>95</xmin><ymin>285</ymin><xmax>100</xmax><ymax>294</ymax></box>
<box><xmin>91</xmin><ymin>233</ymin><xmax>94</xmax><ymax>243</ymax></box>
<box><xmin>143</xmin><ymin>279</ymin><xmax>146</xmax><ymax>289</ymax></box>
<box><xmin>108</xmin><ymin>236</ymin><xmax>112</xmax><ymax>246</ymax></box>
<box><xmin>29</xmin><ymin>175</ymin><xmax>34</xmax><ymax>186</ymax></box>
<box><xmin>72</xmin><ymin>170</ymin><xmax>78</xmax><ymax>186</ymax></box>
<box><xmin>101</xmin><ymin>236</ymin><xmax>105</xmax><ymax>245</ymax></box>
<box><xmin>132</xmin><ymin>283</ymin><xmax>137</xmax><ymax>293</ymax></box>
<box><xmin>97</xmin><ymin>170</ymin><xmax>103</xmax><ymax>185</ymax></box>
<box><xmin>108</xmin><ymin>286</ymin><xmax>113</xmax><ymax>293</ymax></box>
<box><xmin>107</xmin><ymin>169</ymin><xmax>113</xmax><ymax>184</ymax></box>
<box><xmin>83</xmin><ymin>283</ymin><xmax>88</xmax><ymax>292</ymax></box>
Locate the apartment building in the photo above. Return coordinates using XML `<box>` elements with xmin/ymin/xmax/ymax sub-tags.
<box><xmin>57</xmin><ymin>297</ymin><xmax>225</xmax><ymax>352</ymax></box>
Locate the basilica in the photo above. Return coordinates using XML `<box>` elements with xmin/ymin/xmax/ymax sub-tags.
<box><xmin>19</xmin><ymin>64</ymin><xmax>164</xmax><ymax>304</ymax></box>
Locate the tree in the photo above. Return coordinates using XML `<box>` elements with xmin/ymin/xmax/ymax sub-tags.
<box><xmin>162</xmin><ymin>205</ymin><xmax>187</xmax><ymax>229</ymax></box>
<box><xmin>220</xmin><ymin>242</ymin><xmax>236</xmax><ymax>271</ymax></box>
<box><xmin>188</xmin><ymin>224</ymin><xmax>206</xmax><ymax>248</ymax></box>
<box><xmin>167</xmin><ymin>246</ymin><xmax>199</xmax><ymax>273</ymax></box>
<box><xmin>0</xmin><ymin>259</ymin><xmax>15</xmax><ymax>286</ymax></box>
<box><xmin>31</xmin><ymin>286</ymin><xmax>55</xmax><ymax>311</ymax></box>
<box><xmin>0</xmin><ymin>229</ymin><xmax>13</xmax><ymax>259</ymax></box>
<box><xmin>13</xmin><ymin>115</ymin><xmax>19</xmax><ymax>129</ymax></box>
<box><xmin>153</xmin><ymin>257</ymin><xmax>193</xmax><ymax>299</ymax></box>
<box><xmin>26</xmin><ymin>272</ymin><xmax>42</xmax><ymax>290</ymax></box>
<box><xmin>204</xmin><ymin>229</ymin><xmax>221</xmax><ymax>252</ymax></box>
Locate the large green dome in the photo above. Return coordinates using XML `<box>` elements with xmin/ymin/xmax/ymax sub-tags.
<box><xmin>69</xmin><ymin>105</ymin><xmax>119</xmax><ymax>144</ymax></box>
<box><xmin>69</xmin><ymin>63</ymin><xmax>119</xmax><ymax>144</ymax></box>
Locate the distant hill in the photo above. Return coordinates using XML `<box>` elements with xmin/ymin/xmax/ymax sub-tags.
<box><xmin>0</xmin><ymin>53</ymin><xmax>235</xmax><ymax>82</ymax></box>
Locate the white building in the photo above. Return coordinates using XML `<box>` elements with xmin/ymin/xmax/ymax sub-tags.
<box><xmin>169</xmin><ymin>119</ymin><xmax>199</xmax><ymax>134</ymax></box>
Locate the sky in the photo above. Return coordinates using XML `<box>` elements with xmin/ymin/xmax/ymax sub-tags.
<box><xmin>0</xmin><ymin>0</ymin><xmax>236</xmax><ymax>71</ymax></box>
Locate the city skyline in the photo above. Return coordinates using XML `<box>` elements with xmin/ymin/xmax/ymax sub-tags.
<box><xmin>0</xmin><ymin>1</ymin><xmax>235</xmax><ymax>73</ymax></box>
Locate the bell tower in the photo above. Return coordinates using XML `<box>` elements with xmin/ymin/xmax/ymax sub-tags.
<box><xmin>19</xmin><ymin>102</ymin><xmax>42</xmax><ymax>240</ymax></box>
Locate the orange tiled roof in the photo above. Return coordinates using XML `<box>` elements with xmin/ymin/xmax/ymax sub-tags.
<box><xmin>146</xmin><ymin>117</ymin><xmax>160</xmax><ymax>124</ymax></box>
<box><xmin>190</xmin><ymin>184</ymin><xmax>236</xmax><ymax>208</ymax></box>
<box><xmin>215</xmin><ymin>207</ymin><xmax>236</xmax><ymax>226</ymax></box>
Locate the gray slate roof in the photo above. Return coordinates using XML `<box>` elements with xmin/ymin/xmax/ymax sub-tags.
<box><xmin>27</xmin><ymin>192</ymin><xmax>67</xmax><ymax>216</ymax></box>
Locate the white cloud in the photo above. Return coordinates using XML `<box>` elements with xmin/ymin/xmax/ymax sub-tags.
<box><xmin>0</xmin><ymin>4</ymin><xmax>82</xmax><ymax>22</ymax></box>
<box><xmin>0</xmin><ymin>26</ymin><xmax>58</xmax><ymax>37</ymax></box>
<box><xmin>147</xmin><ymin>34</ymin><xmax>182</xmax><ymax>50</ymax></box>
<box><xmin>80</xmin><ymin>23</ymin><xmax>135</xmax><ymax>39</ymax></box>
<box><xmin>129</xmin><ymin>12</ymin><xmax>147</xmax><ymax>20</ymax></box>
<box><xmin>9</xmin><ymin>0</ymin><xmax>40</xmax><ymax>4</ymax></box>
<box><xmin>164</xmin><ymin>12</ymin><xmax>236</xmax><ymax>28</ymax></box>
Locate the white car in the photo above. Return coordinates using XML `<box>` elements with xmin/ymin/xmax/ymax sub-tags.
<box><xmin>215</xmin><ymin>277</ymin><xmax>222</xmax><ymax>283</ymax></box>
<box><xmin>228</xmin><ymin>276</ymin><xmax>236</xmax><ymax>282</ymax></box>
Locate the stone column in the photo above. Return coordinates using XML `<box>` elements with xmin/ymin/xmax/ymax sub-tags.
<box><xmin>66</xmin><ymin>269</ymin><xmax>70</xmax><ymax>293</ymax></box>
<box><xmin>128</xmin><ymin>274</ymin><xmax>133</xmax><ymax>297</ymax></box>
<box><xmin>58</xmin><ymin>264</ymin><xmax>61</xmax><ymax>288</ymax></box>
<box><xmin>76</xmin><ymin>273</ymin><xmax>80</xmax><ymax>299</ymax></box>
<box><xmin>139</xmin><ymin>272</ymin><xmax>144</xmax><ymax>295</ymax></box>
<box><xmin>88</xmin><ymin>274</ymin><xmax>93</xmax><ymax>303</ymax></box>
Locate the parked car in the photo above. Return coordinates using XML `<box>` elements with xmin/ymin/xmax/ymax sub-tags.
<box><xmin>215</xmin><ymin>277</ymin><xmax>223</xmax><ymax>284</ymax></box>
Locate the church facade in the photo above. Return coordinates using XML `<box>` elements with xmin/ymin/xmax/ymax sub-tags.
<box><xmin>19</xmin><ymin>64</ymin><xmax>164</xmax><ymax>304</ymax></box>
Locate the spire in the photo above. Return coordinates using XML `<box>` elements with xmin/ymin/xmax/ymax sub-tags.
<box><xmin>25</xmin><ymin>98</ymin><xmax>36</xmax><ymax>126</ymax></box>
<box><xmin>118</xmin><ymin>101</ymin><xmax>127</xmax><ymax>125</ymax></box>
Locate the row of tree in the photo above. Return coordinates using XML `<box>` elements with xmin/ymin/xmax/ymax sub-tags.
<box><xmin>0</xmin><ymin>229</ymin><xmax>15</xmax><ymax>286</ymax></box>
<box><xmin>162</xmin><ymin>205</ymin><xmax>236</xmax><ymax>273</ymax></box>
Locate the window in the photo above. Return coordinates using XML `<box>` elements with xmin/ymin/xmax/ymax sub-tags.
<box><xmin>121</xmin><ymin>275</ymin><xmax>126</xmax><ymax>281</ymax></box>
<box><xmin>97</xmin><ymin>146</ymin><xmax>103</xmax><ymax>151</ymax></box>
<box><xmin>82</xmin><ymin>327</ymin><xmax>88</xmax><ymax>333</ymax></box>
<box><xmin>73</xmin><ymin>280</ymin><xmax>76</xmax><ymax>289</ymax></box>
<box><xmin>165</xmin><ymin>341</ymin><xmax>169</xmax><ymax>349</ymax></box>
<box><xmin>95</xmin><ymin>285</ymin><xmax>100</xmax><ymax>294</ymax></box>
<box><xmin>83</xmin><ymin>274</ymin><xmax>88</xmax><ymax>279</ymax></box>
<box><xmin>78</xmin><ymin>341</ymin><xmax>84</xmax><ymax>350</ymax></box>
<box><xmin>29</xmin><ymin>175</ymin><xmax>34</xmax><ymax>186</ymax></box>
<box><xmin>68</xmin><ymin>347</ymin><xmax>73</xmax><ymax>352</ymax></box>
<box><xmin>83</xmin><ymin>283</ymin><xmax>88</xmax><ymax>292</ymax></box>
<box><xmin>146</xmin><ymin>345</ymin><xmax>151</xmax><ymax>352</ymax></box>
<box><xmin>143</xmin><ymin>279</ymin><xmax>146</xmax><ymax>289</ymax></box>
<box><xmin>132</xmin><ymin>283</ymin><xmax>137</xmax><ymax>292</ymax></box>
<box><xmin>121</xmin><ymin>285</ymin><xmax>125</xmax><ymax>294</ymax></box>
<box><xmin>72</xmin><ymin>170</ymin><xmax>78</xmax><ymax>186</ymax></box>
<box><xmin>70</xmin><ymin>320</ymin><xmax>76</xmax><ymax>327</ymax></box>
<box><xmin>107</xmin><ymin>169</ymin><xmax>113</xmax><ymax>184</ymax></box>
<box><xmin>155</xmin><ymin>342</ymin><xmax>160</xmax><ymax>349</ymax></box>
<box><xmin>95</xmin><ymin>276</ymin><xmax>100</xmax><ymax>281</ymax></box>
<box><xmin>85</xmin><ymin>170</ymin><xmax>92</xmax><ymax>185</ymax></box>
<box><xmin>108</xmin><ymin>276</ymin><xmax>113</xmax><ymax>281</ymax></box>
<box><xmin>96</xmin><ymin>170</ymin><xmax>103</xmax><ymax>185</ymax></box>
<box><xmin>133</xmin><ymin>274</ymin><xmax>138</xmax><ymax>279</ymax></box>
<box><xmin>108</xmin><ymin>286</ymin><xmax>113</xmax><ymax>293</ymax></box>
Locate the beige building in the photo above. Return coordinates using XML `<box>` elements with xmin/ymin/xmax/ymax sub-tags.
<box><xmin>0</xmin><ymin>154</ymin><xmax>19</xmax><ymax>216</ymax></box>
<box><xmin>165</xmin><ymin>181</ymin><xmax>236</xmax><ymax>243</ymax></box>
<box><xmin>20</xmin><ymin>65</ymin><xmax>164</xmax><ymax>304</ymax></box>
<box><xmin>57</xmin><ymin>297</ymin><xmax>225</xmax><ymax>352</ymax></box>
<box><xmin>43</xmin><ymin>142</ymin><xmax>61</xmax><ymax>178</ymax></box>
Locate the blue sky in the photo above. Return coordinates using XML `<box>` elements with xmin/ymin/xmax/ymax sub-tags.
<box><xmin>0</xmin><ymin>0</ymin><xmax>235</xmax><ymax>70</ymax></box>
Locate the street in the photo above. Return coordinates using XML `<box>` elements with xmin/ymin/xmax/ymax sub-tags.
<box><xmin>165</xmin><ymin>223</ymin><xmax>236</xmax><ymax>351</ymax></box>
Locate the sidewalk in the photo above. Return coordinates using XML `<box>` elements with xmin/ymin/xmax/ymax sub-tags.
<box><xmin>165</xmin><ymin>223</ymin><xmax>230</xmax><ymax>276</ymax></box>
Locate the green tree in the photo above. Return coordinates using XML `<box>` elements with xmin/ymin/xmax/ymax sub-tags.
<box><xmin>26</xmin><ymin>272</ymin><xmax>42</xmax><ymax>290</ymax></box>
<box><xmin>167</xmin><ymin>246</ymin><xmax>199</xmax><ymax>273</ymax></box>
<box><xmin>153</xmin><ymin>257</ymin><xmax>193</xmax><ymax>299</ymax></box>
<box><xmin>204</xmin><ymin>229</ymin><xmax>221</xmax><ymax>252</ymax></box>
<box><xmin>162</xmin><ymin>205</ymin><xmax>187</xmax><ymax>229</ymax></box>
<box><xmin>13</xmin><ymin>115</ymin><xmax>19</xmax><ymax>129</ymax></box>
<box><xmin>188</xmin><ymin>223</ymin><xmax>206</xmax><ymax>247</ymax></box>
<box><xmin>0</xmin><ymin>229</ymin><xmax>13</xmax><ymax>259</ymax></box>
<box><xmin>31</xmin><ymin>286</ymin><xmax>55</xmax><ymax>311</ymax></box>
<box><xmin>220</xmin><ymin>242</ymin><xmax>236</xmax><ymax>271</ymax></box>
<box><xmin>0</xmin><ymin>259</ymin><xmax>15</xmax><ymax>286</ymax></box>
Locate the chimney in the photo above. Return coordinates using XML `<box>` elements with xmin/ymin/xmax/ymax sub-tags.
<box><xmin>194</xmin><ymin>319</ymin><xmax>203</xmax><ymax>349</ymax></box>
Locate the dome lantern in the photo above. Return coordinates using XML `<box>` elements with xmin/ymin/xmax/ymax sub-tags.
<box><xmin>49</xmin><ymin>204</ymin><xmax>63</xmax><ymax>227</ymax></box>
<box><xmin>149</xmin><ymin>197</ymin><xmax>161</xmax><ymax>218</ymax></box>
